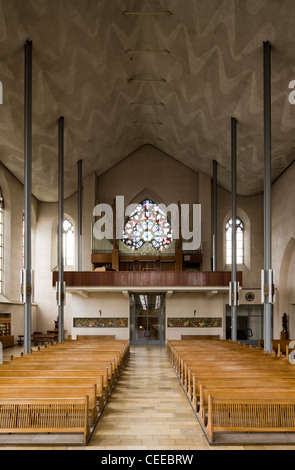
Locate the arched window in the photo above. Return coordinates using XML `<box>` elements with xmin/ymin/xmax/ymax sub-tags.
<box><xmin>0</xmin><ymin>188</ymin><xmax>4</xmax><ymax>293</ymax></box>
<box><xmin>22</xmin><ymin>211</ymin><xmax>25</xmax><ymax>269</ymax></box>
<box><xmin>123</xmin><ymin>199</ymin><xmax>173</xmax><ymax>252</ymax></box>
<box><xmin>226</xmin><ymin>217</ymin><xmax>244</xmax><ymax>265</ymax></box>
<box><xmin>63</xmin><ymin>219</ymin><xmax>74</xmax><ymax>266</ymax></box>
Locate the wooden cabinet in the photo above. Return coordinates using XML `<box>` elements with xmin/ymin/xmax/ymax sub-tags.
<box><xmin>0</xmin><ymin>315</ymin><xmax>14</xmax><ymax>349</ymax></box>
<box><xmin>0</xmin><ymin>335</ymin><xmax>14</xmax><ymax>349</ymax></box>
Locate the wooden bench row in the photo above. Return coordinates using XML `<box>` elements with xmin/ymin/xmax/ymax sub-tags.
<box><xmin>167</xmin><ymin>339</ymin><xmax>295</xmax><ymax>443</ymax></box>
<box><xmin>259</xmin><ymin>339</ymin><xmax>295</xmax><ymax>357</ymax></box>
<box><xmin>0</xmin><ymin>338</ymin><xmax>130</xmax><ymax>444</ymax></box>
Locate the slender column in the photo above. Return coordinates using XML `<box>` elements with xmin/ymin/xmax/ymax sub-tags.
<box><xmin>262</xmin><ymin>41</ymin><xmax>274</xmax><ymax>354</ymax></box>
<box><xmin>57</xmin><ymin>117</ymin><xmax>65</xmax><ymax>342</ymax></box>
<box><xmin>78</xmin><ymin>160</ymin><xmax>83</xmax><ymax>271</ymax></box>
<box><xmin>23</xmin><ymin>40</ymin><xmax>33</xmax><ymax>355</ymax></box>
<box><xmin>212</xmin><ymin>160</ymin><xmax>218</xmax><ymax>271</ymax></box>
<box><xmin>230</xmin><ymin>117</ymin><xmax>238</xmax><ymax>342</ymax></box>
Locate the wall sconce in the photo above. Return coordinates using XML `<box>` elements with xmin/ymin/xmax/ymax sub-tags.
<box><xmin>99</xmin><ymin>310</ymin><xmax>102</xmax><ymax>317</ymax></box>
<box><xmin>194</xmin><ymin>310</ymin><xmax>196</xmax><ymax>317</ymax></box>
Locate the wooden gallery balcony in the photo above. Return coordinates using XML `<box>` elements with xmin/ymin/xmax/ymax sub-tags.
<box><xmin>52</xmin><ymin>271</ymin><xmax>243</xmax><ymax>294</ymax></box>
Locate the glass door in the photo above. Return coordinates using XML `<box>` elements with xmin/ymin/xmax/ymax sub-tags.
<box><xmin>226</xmin><ymin>304</ymin><xmax>265</xmax><ymax>346</ymax></box>
<box><xmin>130</xmin><ymin>293</ymin><xmax>166</xmax><ymax>345</ymax></box>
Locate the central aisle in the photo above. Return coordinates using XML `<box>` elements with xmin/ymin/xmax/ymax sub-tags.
<box><xmin>89</xmin><ymin>345</ymin><xmax>210</xmax><ymax>450</ymax></box>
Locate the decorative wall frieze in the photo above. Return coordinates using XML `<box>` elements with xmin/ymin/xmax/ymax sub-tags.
<box><xmin>73</xmin><ymin>318</ymin><xmax>128</xmax><ymax>328</ymax></box>
<box><xmin>167</xmin><ymin>318</ymin><xmax>222</xmax><ymax>328</ymax></box>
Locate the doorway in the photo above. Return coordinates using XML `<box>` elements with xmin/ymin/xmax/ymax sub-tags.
<box><xmin>226</xmin><ymin>304</ymin><xmax>264</xmax><ymax>346</ymax></box>
<box><xmin>130</xmin><ymin>293</ymin><xmax>166</xmax><ymax>345</ymax></box>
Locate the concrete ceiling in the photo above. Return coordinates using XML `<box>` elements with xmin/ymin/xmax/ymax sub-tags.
<box><xmin>0</xmin><ymin>0</ymin><xmax>295</xmax><ymax>202</ymax></box>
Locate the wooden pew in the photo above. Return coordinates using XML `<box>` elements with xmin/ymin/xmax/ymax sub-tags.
<box><xmin>6</xmin><ymin>358</ymin><xmax>118</xmax><ymax>388</ymax></box>
<box><xmin>0</xmin><ymin>338</ymin><xmax>130</xmax><ymax>443</ymax></box>
<box><xmin>76</xmin><ymin>335</ymin><xmax>116</xmax><ymax>341</ymax></box>
<box><xmin>207</xmin><ymin>395</ymin><xmax>295</xmax><ymax>443</ymax></box>
<box><xmin>0</xmin><ymin>396</ymin><xmax>90</xmax><ymax>444</ymax></box>
<box><xmin>0</xmin><ymin>376</ymin><xmax>105</xmax><ymax>411</ymax></box>
<box><xmin>199</xmin><ymin>383</ymin><xmax>295</xmax><ymax>425</ymax></box>
<box><xmin>0</xmin><ymin>384</ymin><xmax>98</xmax><ymax>424</ymax></box>
<box><xmin>181</xmin><ymin>335</ymin><xmax>220</xmax><ymax>340</ymax></box>
<box><xmin>167</xmin><ymin>339</ymin><xmax>295</xmax><ymax>443</ymax></box>
<box><xmin>0</xmin><ymin>362</ymin><xmax>113</xmax><ymax>390</ymax></box>
<box><xmin>192</xmin><ymin>371</ymin><xmax>295</xmax><ymax>409</ymax></box>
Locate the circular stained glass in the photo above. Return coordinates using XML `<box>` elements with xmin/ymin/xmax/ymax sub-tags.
<box><xmin>123</xmin><ymin>199</ymin><xmax>173</xmax><ymax>251</ymax></box>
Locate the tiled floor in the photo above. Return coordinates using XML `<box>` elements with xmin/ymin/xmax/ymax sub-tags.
<box><xmin>89</xmin><ymin>346</ymin><xmax>211</xmax><ymax>450</ymax></box>
<box><xmin>1</xmin><ymin>344</ymin><xmax>295</xmax><ymax>451</ymax></box>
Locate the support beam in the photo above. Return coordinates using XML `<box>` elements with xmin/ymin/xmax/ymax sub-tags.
<box><xmin>57</xmin><ymin>117</ymin><xmax>65</xmax><ymax>343</ymax></box>
<box><xmin>262</xmin><ymin>41</ymin><xmax>274</xmax><ymax>354</ymax></box>
<box><xmin>78</xmin><ymin>160</ymin><xmax>83</xmax><ymax>271</ymax></box>
<box><xmin>23</xmin><ymin>39</ymin><xmax>33</xmax><ymax>355</ymax></box>
<box><xmin>212</xmin><ymin>160</ymin><xmax>218</xmax><ymax>271</ymax></box>
<box><xmin>230</xmin><ymin>117</ymin><xmax>239</xmax><ymax>342</ymax></box>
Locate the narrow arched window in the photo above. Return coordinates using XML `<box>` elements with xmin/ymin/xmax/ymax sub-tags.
<box><xmin>226</xmin><ymin>217</ymin><xmax>244</xmax><ymax>265</ymax></box>
<box><xmin>63</xmin><ymin>219</ymin><xmax>74</xmax><ymax>266</ymax></box>
<box><xmin>0</xmin><ymin>188</ymin><xmax>4</xmax><ymax>293</ymax></box>
<box><xmin>22</xmin><ymin>211</ymin><xmax>25</xmax><ymax>269</ymax></box>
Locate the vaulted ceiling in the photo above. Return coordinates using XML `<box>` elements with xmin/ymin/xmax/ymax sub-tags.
<box><xmin>0</xmin><ymin>0</ymin><xmax>295</xmax><ymax>201</ymax></box>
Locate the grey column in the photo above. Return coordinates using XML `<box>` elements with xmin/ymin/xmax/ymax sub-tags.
<box><xmin>212</xmin><ymin>160</ymin><xmax>218</xmax><ymax>271</ymax></box>
<box><xmin>23</xmin><ymin>40</ymin><xmax>33</xmax><ymax>355</ymax></box>
<box><xmin>58</xmin><ymin>117</ymin><xmax>65</xmax><ymax>342</ymax></box>
<box><xmin>78</xmin><ymin>160</ymin><xmax>83</xmax><ymax>271</ymax></box>
<box><xmin>263</xmin><ymin>41</ymin><xmax>274</xmax><ymax>354</ymax></box>
<box><xmin>231</xmin><ymin>117</ymin><xmax>238</xmax><ymax>342</ymax></box>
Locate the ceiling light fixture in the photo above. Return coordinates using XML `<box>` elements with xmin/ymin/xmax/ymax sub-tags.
<box><xmin>128</xmin><ymin>78</ymin><xmax>167</xmax><ymax>84</ymax></box>
<box><xmin>122</xmin><ymin>11</ymin><xmax>172</xmax><ymax>16</ymax></box>
<box><xmin>131</xmin><ymin>102</ymin><xmax>165</xmax><ymax>106</ymax></box>
<box><xmin>132</xmin><ymin>121</ymin><xmax>164</xmax><ymax>126</ymax></box>
<box><xmin>125</xmin><ymin>49</ymin><xmax>170</xmax><ymax>55</ymax></box>
<box><xmin>133</xmin><ymin>137</ymin><xmax>163</xmax><ymax>141</ymax></box>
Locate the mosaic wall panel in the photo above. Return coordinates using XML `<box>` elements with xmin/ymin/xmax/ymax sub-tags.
<box><xmin>167</xmin><ymin>318</ymin><xmax>222</xmax><ymax>328</ymax></box>
<box><xmin>73</xmin><ymin>318</ymin><xmax>128</xmax><ymax>328</ymax></box>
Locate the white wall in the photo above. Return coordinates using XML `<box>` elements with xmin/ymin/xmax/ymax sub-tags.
<box><xmin>97</xmin><ymin>145</ymin><xmax>199</xmax><ymax>208</ymax></box>
<box><xmin>34</xmin><ymin>172</ymin><xmax>96</xmax><ymax>335</ymax></box>
<box><xmin>0</xmin><ymin>164</ymin><xmax>38</xmax><ymax>343</ymax></box>
<box><xmin>69</xmin><ymin>291</ymin><xmax>226</xmax><ymax>342</ymax></box>
<box><xmin>166</xmin><ymin>292</ymin><xmax>226</xmax><ymax>340</ymax></box>
<box><xmin>216</xmin><ymin>185</ymin><xmax>264</xmax><ymax>288</ymax></box>
<box><xmin>272</xmin><ymin>162</ymin><xmax>295</xmax><ymax>339</ymax></box>
<box><xmin>71</xmin><ymin>292</ymin><xmax>129</xmax><ymax>340</ymax></box>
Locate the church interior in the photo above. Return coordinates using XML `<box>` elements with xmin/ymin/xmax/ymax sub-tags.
<box><xmin>1</xmin><ymin>0</ymin><xmax>295</xmax><ymax>451</ymax></box>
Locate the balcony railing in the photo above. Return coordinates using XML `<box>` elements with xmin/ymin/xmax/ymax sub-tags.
<box><xmin>53</xmin><ymin>271</ymin><xmax>242</xmax><ymax>288</ymax></box>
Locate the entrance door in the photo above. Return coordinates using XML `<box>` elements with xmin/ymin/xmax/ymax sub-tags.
<box><xmin>226</xmin><ymin>305</ymin><xmax>264</xmax><ymax>346</ymax></box>
<box><xmin>130</xmin><ymin>293</ymin><xmax>166</xmax><ymax>345</ymax></box>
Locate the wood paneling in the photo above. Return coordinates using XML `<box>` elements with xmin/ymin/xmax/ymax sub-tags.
<box><xmin>52</xmin><ymin>271</ymin><xmax>242</xmax><ymax>288</ymax></box>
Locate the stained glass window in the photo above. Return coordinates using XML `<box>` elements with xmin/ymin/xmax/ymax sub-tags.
<box><xmin>123</xmin><ymin>199</ymin><xmax>173</xmax><ymax>252</ymax></box>
<box><xmin>226</xmin><ymin>217</ymin><xmax>244</xmax><ymax>265</ymax></box>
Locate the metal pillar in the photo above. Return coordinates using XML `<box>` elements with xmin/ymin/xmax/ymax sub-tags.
<box><xmin>78</xmin><ymin>160</ymin><xmax>83</xmax><ymax>271</ymax></box>
<box><xmin>262</xmin><ymin>41</ymin><xmax>274</xmax><ymax>354</ymax></box>
<box><xmin>212</xmin><ymin>160</ymin><xmax>218</xmax><ymax>271</ymax></box>
<box><xmin>57</xmin><ymin>117</ymin><xmax>65</xmax><ymax>342</ymax></box>
<box><xmin>230</xmin><ymin>117</ymin><xmax>239</xmax><ymax>342</ymax></box>
<box><xmin>23</xmin><ymin>40</ymin><xmax>33</xmax><ymax>355</ymax></box>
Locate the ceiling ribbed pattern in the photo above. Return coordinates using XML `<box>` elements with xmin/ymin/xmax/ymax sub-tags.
<box><xmin>0</xmin><ymin>0</ymin><xmax>294</xmax><ymax>201</ymax></box>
